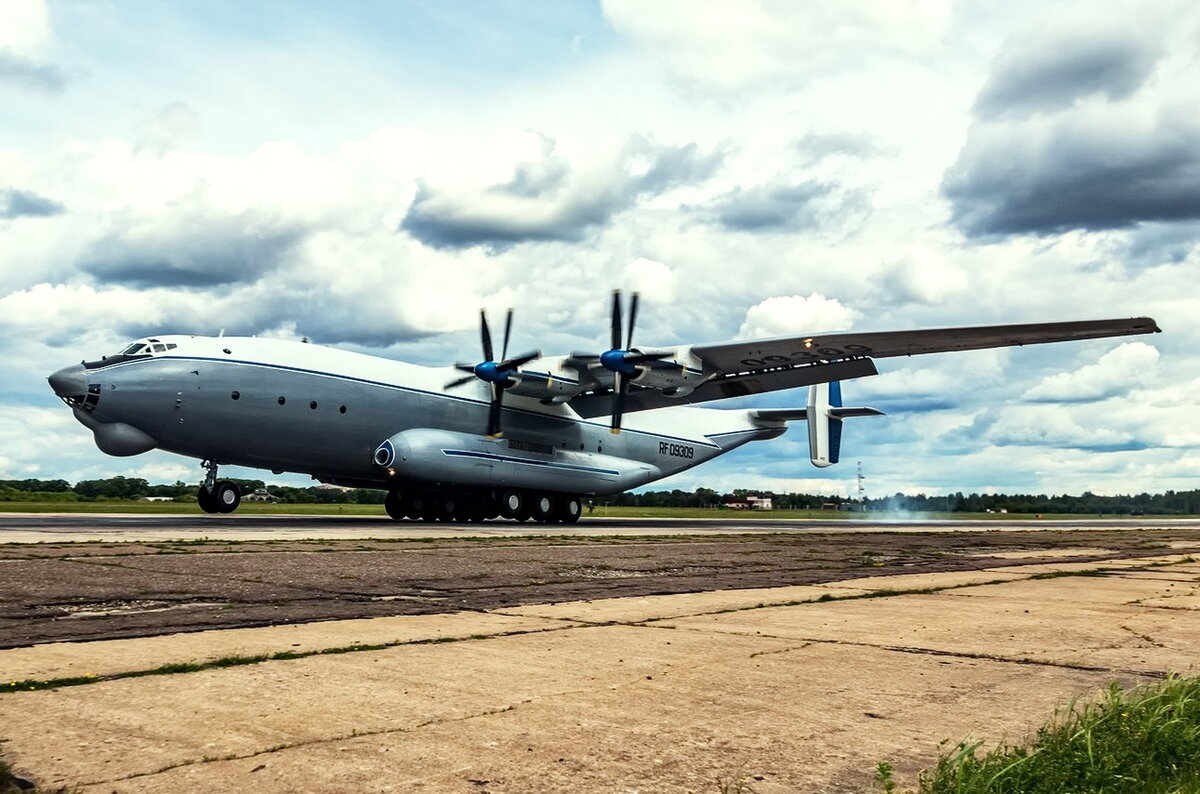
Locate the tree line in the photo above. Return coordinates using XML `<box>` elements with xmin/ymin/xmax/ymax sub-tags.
<box><xmin>2</xmin><ymin>477</ymin><xmax>1198</xmax><ymax>514</ymax></box>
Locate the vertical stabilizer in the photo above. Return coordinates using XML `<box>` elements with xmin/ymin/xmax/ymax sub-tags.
<box><xmin>807</xmin><ymin>381</ymin><xmax>842</xmax><ymax>467</ymax></box>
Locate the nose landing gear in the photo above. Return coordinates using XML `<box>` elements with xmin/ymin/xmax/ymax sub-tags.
<box><xmin>197</xmin><ymin>460</ymin><xmax>241</xmax><ymax>514</ymax></box>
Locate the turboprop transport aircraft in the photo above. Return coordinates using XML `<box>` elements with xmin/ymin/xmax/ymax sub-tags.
<box><xmin>47</xmin><ymin>293</ymin><xmax>1160</xmax><ymax>523</ymax></box>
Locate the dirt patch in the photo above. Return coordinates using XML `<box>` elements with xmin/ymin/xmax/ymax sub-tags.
<box><xmin>1</xmin><ymin>529</ymin><xmax>1197</xmax><ymax>648</ymax></box>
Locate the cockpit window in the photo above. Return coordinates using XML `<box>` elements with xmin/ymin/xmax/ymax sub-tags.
<box><xmin>152</xmin><ymin>343</ymin><xmax>166</xmax><ymax>353</ymax></box>
<box><xmin>121</xmin><ymin>343</ymin><xmax>149</xmax><ymax>355</ymax></box>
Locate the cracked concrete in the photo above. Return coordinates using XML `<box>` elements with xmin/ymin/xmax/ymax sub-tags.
<box><xmin>1</xmin><ymin>555</ymin><xmax>1197</xmax><ymax>793</ymax></box>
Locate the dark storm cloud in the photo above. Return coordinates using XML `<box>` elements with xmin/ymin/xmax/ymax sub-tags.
<box><xmin>0</xmin><ymin>187</ymin><xmax>64</xmax><ymax>218</ymax></box>
<box><xmin>707</xmin><ymin>181</ymin><xmax>869</xmax><ymax>232</ymax></box>
<box><xmin>400</xmin><ymin>140</ymin><xmax>724</xmax><ymax>249</ymax></box>
<box><xmin>80</xmin><ymin>217</ymin><xmax>306</xmax><ymax>288</ymax></box>
<box><xmin>973</xmin><ymin>31</ymin><xmax>1161</xmax><ymax>119</ymax></box>
<box><xmin>943</xmin><ymin>112</ymin><xmax>1200</xmax><ymax>236</ymax></box>
<box><xmin>0</xmin><ymin>50</ymin><xmax>67</xmax><ymax>92</ymax></box>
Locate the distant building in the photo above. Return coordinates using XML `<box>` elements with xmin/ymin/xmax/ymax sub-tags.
<box><xmin>246</xmin><ymin>488</ymin><xmax>277</xmax><ymax>502</ymax></box>
<box><xmin>724</xmin><ymin>495</ymin><xmax>773</xmax><ymax>511</ymax></box>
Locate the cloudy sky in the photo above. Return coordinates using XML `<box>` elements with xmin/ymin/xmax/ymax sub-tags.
<box><xmin>2</xmin><ymin>0</ymin><xmax>1198</xmax><ymax>498</ymax></box>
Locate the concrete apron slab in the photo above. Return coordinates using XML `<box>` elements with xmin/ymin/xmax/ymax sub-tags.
<box><xmin>0</xmin><ymin>555</ymin><xmax>1195</xmax><ymax>793</ymax></box>
<box><xmin>0</xmin><ymin>612</ymin><xmax>577</xmax><ymax>683</ymax></box>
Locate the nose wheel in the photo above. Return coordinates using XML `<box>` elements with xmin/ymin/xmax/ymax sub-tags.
<box><xmin>197</xmin><ymin>460</ymin><xmax>241</xmax><ymax>514</ymax></box>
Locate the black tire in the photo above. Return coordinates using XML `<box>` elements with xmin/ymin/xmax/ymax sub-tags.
<box><xmin>197</xmin><ymin>486</ymin><xmax>220</xmax><ymax>514</ymax></box>
<box><xmin>438</xmin><ymin>495</ymin><xmax>460</xmax><ymax>522</ymax></box>
<box><xmin>531</xmin><ymin>493</ymin><xmax>556</xmax><ymax>523</ymax></box>
<box><xmin>384</xmin><ymin>489</ymin><xmax>404</xmax><ymax>520</ymax></box>
<box><xmin>213</xmin><ymin>481</ymin><xmax>241</xmax><ymax>514</ymax></box>
<box><xmin>498</xmin><ymin>489</ymin><xmax>524</xmax><ymax>520</ymax></box>
<box><xmin>558</xmin><ymin>495</ymin><xmax>583</xmax><ymax>524</ymax></box>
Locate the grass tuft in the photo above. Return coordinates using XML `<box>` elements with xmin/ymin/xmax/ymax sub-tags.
<box><xmin>912</xmin><ymin>675</ymin><xmax>1200</xmax><ymax>794</ymax></box>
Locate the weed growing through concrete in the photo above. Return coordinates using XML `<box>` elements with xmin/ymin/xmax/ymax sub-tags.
<box><xmin>894</xmin><ymin>675</ymin><xmax>1200</xmax><ymax>793</ymax></box>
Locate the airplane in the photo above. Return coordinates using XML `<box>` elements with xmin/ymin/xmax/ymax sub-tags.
<box><xmin>47</xmin><ymin>292</ymin><xmax>1160</xmax><ymax>523</ymax></box>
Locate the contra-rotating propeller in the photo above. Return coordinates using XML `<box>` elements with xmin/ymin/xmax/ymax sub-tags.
<box><xmin>446</xmin><ymin>309</ymin><xmax>540</xmax><ymax>437</ymax></box>
<box><xmin>593</xmin><ymin>291</ymin><xmax>672</xmax><ymax>433</ymax></box>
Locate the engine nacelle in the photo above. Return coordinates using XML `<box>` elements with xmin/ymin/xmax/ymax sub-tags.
<box><xmin>630</xmin><ymin>347</ymin><xmax>710</xmax><ymax>396</ymax></box>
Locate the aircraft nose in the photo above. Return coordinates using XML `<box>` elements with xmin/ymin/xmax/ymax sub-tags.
<box><xmin>48</xmin><ymin>364</ymin><xmax>87</xmax><ymax>398</ymax></box>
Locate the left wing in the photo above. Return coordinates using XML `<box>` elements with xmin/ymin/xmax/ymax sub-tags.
<box><xmin>566</xmin><ymin>315</ymin><xmax>1160</xmax><ymax>419</ymax></box>
<box><xmin>691</xmin><ymin>317</ymin><xmax>1160</xmax><ymax>374</ymax></box>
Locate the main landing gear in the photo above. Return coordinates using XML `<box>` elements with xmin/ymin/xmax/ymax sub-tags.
<box><xmin>384</xmin><ymin>487</ymin><xmax>582</xmax><ymax>524</ymax></box>
<box><xmin>197</xmin><ymin>460</ymin><xmax>241</xmax><ymax>514</ymax></box>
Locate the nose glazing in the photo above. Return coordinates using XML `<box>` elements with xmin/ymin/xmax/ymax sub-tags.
<box><xmin>48</xmin><ymin>364</ymin><xmax>87</xmax><ymax>399</ymax></box>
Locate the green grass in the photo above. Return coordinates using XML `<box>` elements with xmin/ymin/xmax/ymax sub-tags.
<box><xmin>902</xmin><ymin>675</ymin><xmax>1200</xmax><ymax>794</ymax></box>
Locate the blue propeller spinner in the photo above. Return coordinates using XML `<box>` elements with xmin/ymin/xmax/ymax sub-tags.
<box><xmin>595</xmin><ymin>290</ymin><xmax>671</xmax><ymax>433</ymax></box>
<box><xmin>446</xmin><ymin>309</ymin><xmax>540</xmax><ymax>437</ymax></box>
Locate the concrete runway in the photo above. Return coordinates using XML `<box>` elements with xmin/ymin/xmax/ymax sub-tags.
<box><xmin>2</xmin><ymin>550</ymin><xmax>1198</xmax><ymax>792</ymax></box>
<box><xmin>4</xmin><ymin>511</ymin><xmax>1198</xmax><ymax>544</ymax></box>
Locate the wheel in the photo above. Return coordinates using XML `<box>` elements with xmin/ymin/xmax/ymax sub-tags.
<box><xmin>438</xmin><ymin>495</ymin><xmax>460</xmax><ymax>522</ymax></box>
<box><xmin>213</xmin><ymin>481</ymin><xmax>241</xmax><ymax>514</ymax></box>
<box><xmin>197</xmin><ymin>486</ymin><xmax>219</xmax><ymax>514</ymax></box>
<box><xmin>558</xmin><ymin>495</ymin><xmax>583</xmax><ymax>524</ymax></box>
<box><xmin>417</xmin><ymin>494</ymin><xmax>438</xmax><ymax>522</ymax></box>
<box><xmin>498</xmin><ymin>489</ymin><xmax>524</xmax><ymax>520</ymax></box>
<box><xmin>384</xmin><ymin>489</ymin><xmax>404</xmax><ymax>520</ymax></box>
<box><xmin>531</xmin><ymin>493</ymin><xmax>556</xmax><ymax>523</ymax></box>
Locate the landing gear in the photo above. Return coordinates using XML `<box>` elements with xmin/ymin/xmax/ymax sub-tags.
<box><xmin>384</xmin><ymin>489</ymin><xmax>404</xmax><ymax>520</ymax></box>
<box><xmin>558</xmin><ymin>495</ymin><xmax>583</xmax><ymax>524</ymax></box>
<box><xmin>197</xmin><ymin>460</ymin><xmax>240</xmax><ymax>514</ymax></box>
<box><xmin>498</xmin><ymin>489</ymin><xmax>525</xmax><ymax>521</ymax></box>
<box><xmin>382</xmin><ymin>484</ymin><xmax>582</xmax><ymax>524</ymax></box>
<box><xmin>530</xmin><ymin>493</ymin><xmax>556</xmax><ymax>523</ymax></box>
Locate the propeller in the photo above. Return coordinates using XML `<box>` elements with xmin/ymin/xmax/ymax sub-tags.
<box><xmin>594</xmin><ymin>291</ymin><xmax>671</xmax><ymax>433</ymax></box>
<box><xmin>446</xmin><ymin>309</ymin><xmax>540</xmax><ymax>437</ymax></box>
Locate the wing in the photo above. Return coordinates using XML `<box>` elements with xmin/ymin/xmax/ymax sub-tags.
<box><xmin>568</xmin><ymin>357</ymin><xmax>878</xmax><ymax>419</ymax></box>
<box><xmin>690</xmin><ymin>317</ymin><xmax>1161</xmax><ymax>374</ymax></box>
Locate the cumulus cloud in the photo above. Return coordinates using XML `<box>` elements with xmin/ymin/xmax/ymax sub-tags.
<box><xmin>0</xmin><ymin>187</ymin><xmax>63</xmax><ymax>218</ymax></box>
<box><xmin>623</xmin><ymin>258</ymin><xmax>677</xmax><ymax>303</ymax></box>
<box><xmin>80</xmin><ymin>213</ymin><xmax>307</xmax><ymax>288</ymax></box>
<box><xmin>975</xmin><ymin>404</ymin><xmax>1139</xmax><ymax>451</ymax></box>
<box><xmin>973</xmin><ymin>28</ymin><xmax>1162</xmax><ymax>119</ymax></box>
<box><xmin>943</xmin><ymin>103</ymin><xmax>1200</xmax><ymax>236</ymax></box>
<box><xmin>0</xmin><ymin>0</ymin><xmax>66</xmax><ymax>91</ymax></box>
<box><xmin>601</xmin><ymin>0</ymin><xmax>950</xmax><ymax>90</ymax></box>
<box><xmin>132</xmin><ymin>103</ymin><xmax>202</xmax><ymax>156</ymax></box>
<box><xmin>0</xmin><ymin>50</ymin><xmax>67</xmax><ymax>91</ymax></box>
<box><xmin>401</xmin><ymin>136</ymin><xmax>723</xmax><ymax>249</ymax></box>
<box><xmin>878</xmin><ymin>246</ymin><xmax>967</xmax><ymax>305</ymax></box>
<box><xmin>1023</xmin><ymin>342</ymin><xmax>1159</xmax><ymax>403</ymax></box>
<box><xmin>736</xmin><ymin>294</ymin><xmax>859</xmax><ymax>339</ymax></box>
<box><xmin>706</xmin><ymin>181</ymin><xmax>869</xmax><ymax>233</ymax></box>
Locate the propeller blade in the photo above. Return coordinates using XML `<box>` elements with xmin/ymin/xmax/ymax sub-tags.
<box><xmin>611</xmin><ymin>371</ymin><xmax>625</xmax><ymax>433</ymax></box>
<box><xmin>486</xmin><ymin>384</ymin><xmax>504</xmax><ymax>438</ymax></box>
<box><xmin>446</xmin><ymin>373</ymin><xmax>477</xmax><ymax>389</ymax></box>
<box><xmin>626</xmin><ymin>292</ymin><xmax>639</xmax><ymax>350</ymax></box>
<box><xmin>497</xmin><ymin>349</ymin><xmax>541</xmax><ymax>371</ymax></box>
<box><xmin>501</xmin><ymin>308</ymin><xmax>513</xmax><ymax>362</ymax></box>
<box><xmin>610</xmin><ymin>290</ymin><xmax>622</xmax><ymax>350</ymax></box>
<box><xmin>625</xmin><ymin>351</ymin><xmax>671</xmax><ymax>365</ymax></box>
<box><xmin>480</xmin><ymin>309</ymin><xmax>494</xmax><ymax>363</ymax></box>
